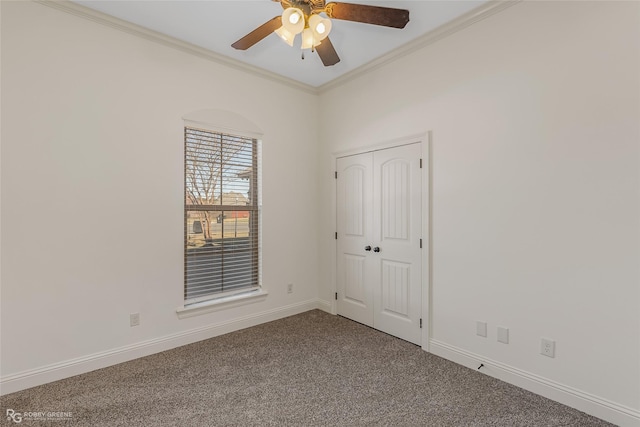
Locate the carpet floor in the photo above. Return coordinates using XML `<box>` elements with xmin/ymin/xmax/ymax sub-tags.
<box><xmin>1</xmin><ymin>310</ymin><xmax>613</xmax><ymax>426</ymax></box>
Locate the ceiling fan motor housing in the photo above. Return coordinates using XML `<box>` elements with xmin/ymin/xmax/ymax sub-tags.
<box><xmin>279</xmin><ymin>0</ymin><xmax>327</xmax><ymax>16</ymax></box>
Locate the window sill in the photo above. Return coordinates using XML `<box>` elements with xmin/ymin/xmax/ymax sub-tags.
<box><xmin>176</xmin><ymin>289</ymin><xmax>268</xmax><ymax>319</ymax></box>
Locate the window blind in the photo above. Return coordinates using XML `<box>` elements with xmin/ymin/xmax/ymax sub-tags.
<box><xmin>184</xmin><ymin>127</ymin><xmax>260</xmax><ymax>304</ymax></box>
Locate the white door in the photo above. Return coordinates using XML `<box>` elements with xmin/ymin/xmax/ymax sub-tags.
<box><xmin>336</xmin><ymin>143</ymin><xmax>422</xmax><ymax>345</ymax></box>
<box><xmin>336</xmin><ymin>152</ymin><xmax>374</xmax><ymax>326</ymax></box>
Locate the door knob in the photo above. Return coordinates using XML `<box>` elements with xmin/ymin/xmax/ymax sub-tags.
<box><xmin>365</xmin><ymin>246</ymin><xmax>372</xmax><ymax>251</ymax></box>
<box><xmin>373</xmin><ymin>247</ymin><xmax>380</xmax><ymax>253</ymax></box>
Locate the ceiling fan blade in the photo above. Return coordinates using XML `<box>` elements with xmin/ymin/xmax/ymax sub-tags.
<box><xmin>316</xmin><ymin>37</ymin><xmax>340</xmax><ymax>66</ymax></box>
<box><xmin>231</xmin><ymin>16</ymin><xmax>282</xmax><ymax>50</ymax></box>
<box><xmin>325</xmin><ymin>2</ymin><xmax>410</xmax><ymax>29</ymax></box>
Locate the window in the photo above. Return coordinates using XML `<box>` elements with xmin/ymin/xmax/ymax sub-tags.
<box><xmin>184</xmin><ymin>127</ymin><xmax>260</xmax><ymax>304</ymax></box>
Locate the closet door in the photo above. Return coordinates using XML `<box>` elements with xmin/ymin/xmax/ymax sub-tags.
<box><xmin>336</xmin><ymin>143</ymin><xmax>422</xmax><ymax>345</ymax></box>
<box><xmin>336</xmin><ymin>152</ymin><xmax>374</xmax><ymax>326</ymax></box>
<box><xmin>372</xmin><ymin>143</ymin><xmax>422</xmax><ymax>344</ymax></box>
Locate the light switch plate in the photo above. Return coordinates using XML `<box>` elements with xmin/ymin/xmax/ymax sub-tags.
<box><xmin>130</xmin><ymin>313</ymin><xmax>140</xmax><ymax>327</ymax></box>
<box><xmin>476</xmin><ymin>321</ymin><xmax>487</xmax><ymax>337</ymax></box>
<box><xmin>497</xmin><ymin>327</ymin><xmax>509</xmax><ymax>344</ymax></box>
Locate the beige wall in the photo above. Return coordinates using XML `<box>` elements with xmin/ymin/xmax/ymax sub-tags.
<box><xmin>318</xmin><ymin>0</ymin><xmax>639</xmax><ymax>420</ymax></box>
<box><xmin>1</xmin><ymin>0</ymin><xmax>320</xmax><ymax>383</ymax></box>
<box><xmin>1</xmin><ymin>0</ymin><xmax>639</xmax><ymax>425</ymax></box>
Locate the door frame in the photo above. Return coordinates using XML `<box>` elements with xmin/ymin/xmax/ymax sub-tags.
<box><xmin>330</xmin><ymin>132</ymin><xmax>431</xmax><ymax>352</ymax></box>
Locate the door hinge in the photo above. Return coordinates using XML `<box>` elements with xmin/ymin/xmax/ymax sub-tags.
<box><xmin>420</xmin><ymin>318</ymin><xmax>423</xmax><ymax>329</ymax></box>
<box><xmin>335</xmin><ymin>292</ymin><xmax>338</xmax><ymax>300</ymax></box>
<box><xmin>419</xmin><ymin>158</ymin><xmax>423</xmax><ymax>169</ymax></box>
<box><xmin>334</xmin><ymin>171</ymin><xmax>338</xmax><ymax>179</ymax></box>
<box><xmin>335</xmin><ymin>232</ymin><xmax>338</xmax><ymax>240</ymax></box>
<box><xmin>420</xmin><ymin>238</ymin><xmax>422</xmax><ymax>249</ymax></box>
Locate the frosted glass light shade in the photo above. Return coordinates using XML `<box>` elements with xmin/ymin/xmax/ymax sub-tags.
<box><xmin>309</xmin><ymin>14</ymin><xmax>332</xmax><ymax>41</ymax></box>
<box><xmin>274</xmin><ymin>26</ymin><xmax>295</xmax><ymax>46</ymax></box>
<box><xmin>281</xmin><ymin>8</ymin><xmax>305</xmax><ymax>35</ymax></box>
<box><xmin>301</xmin><ymin>28</ymin><xmax>321</xmax><ymax>49</ymax></box>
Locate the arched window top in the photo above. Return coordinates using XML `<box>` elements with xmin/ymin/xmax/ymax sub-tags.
<box><xmin>183</xmin><ymin>109</ymin><xmax>263</xmax><ymax>139</ymax></box>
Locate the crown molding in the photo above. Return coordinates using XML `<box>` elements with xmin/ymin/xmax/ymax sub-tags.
<box><xmin>34</xmin><ymin>0</ymin><xmax>520</xmax><ymax>95</ymax></box>
<box><xmin>317</xmin><ymin>0</ymin><xmax>522</xmax><ymax>93</ymax></box>
<box><xmin>33</xmin><ymin>0</ymin><xmax>319</xmax><ymax>95</ymax></box>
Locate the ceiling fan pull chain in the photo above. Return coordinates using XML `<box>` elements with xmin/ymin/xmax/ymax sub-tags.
<box><xmin>301</xmin><ymin>51</ymin><xmax>305</xmax><ymax>60</ymax></box>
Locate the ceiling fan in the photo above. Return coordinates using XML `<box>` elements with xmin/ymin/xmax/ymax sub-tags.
<box><xmin>231</xmin><ymin>0</ymin><xmax>410</xmax><ymax>66</ymax></box>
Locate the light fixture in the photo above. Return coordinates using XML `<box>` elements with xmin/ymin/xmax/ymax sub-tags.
<box><xmin>274</xmin><ymin>26</ymin><xmax>295</xmax><ymax>47</ymax></box>
<box><xmin>281</xmin><ymin>7</ymin><xmax>304</xmax><ymax>35</ymax></box>
<box><xmin>308</xmin><ymin>14</ymin><xmax>332</xmax><ymax>41</ymax></box>
<box><xmin>274</xmin><ymin>9</ymin><xmax>332</xmax><ymax>52</ymax></box>
<box><xmin>301</xmin><ymin>28</ymin><xmax>321</xmax><ymax>50</ymax></box>
<box><xmin>233</xmin><ymin>1</ymin><xmax>408</xmax><ymax>67</ymax></box>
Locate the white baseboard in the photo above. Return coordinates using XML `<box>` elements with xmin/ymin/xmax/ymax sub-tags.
<box><xmin>0</xmin><ymin>299</ymin><xmax>323</xmax><ymax>395</ymax></box>
<box><xmin>315</xmin><ymin>298</ymin><xmax>333</xmax><ymax>314</ymax></box>
<box><xmin>429</xmin><ymin>339</ymin><xmax>640</xmax><ymax>427</ymax></box>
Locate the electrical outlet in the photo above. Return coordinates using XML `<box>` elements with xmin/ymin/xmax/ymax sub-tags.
<box><xmin>130</xmin><ymin>313</ymin><xmax>140</xmax><ymax>327</ymax></box>
<box><xmin>287</xmin><ymin>283</ymin><xmax>293</xmax><ymax>294</ymax></box>
<box><xmin>541</xmin><ymin>338</ymin><xmax>555</xmax><ymax>358</ymax></box>
<box><xmin>476</xmin><ymin>321</ymin><xmax>487</xmax><ymax>337</ymax></box>
<box><xmin>497</xmin><ymin>327</ymin><xmax>509</xmax><ymax>344</ymax></box>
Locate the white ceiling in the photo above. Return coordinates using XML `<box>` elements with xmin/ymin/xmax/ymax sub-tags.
<box><xmin>74</xmin><ymin>0</ymin><xmax>489</xmax><ymax>88</ymax></box>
